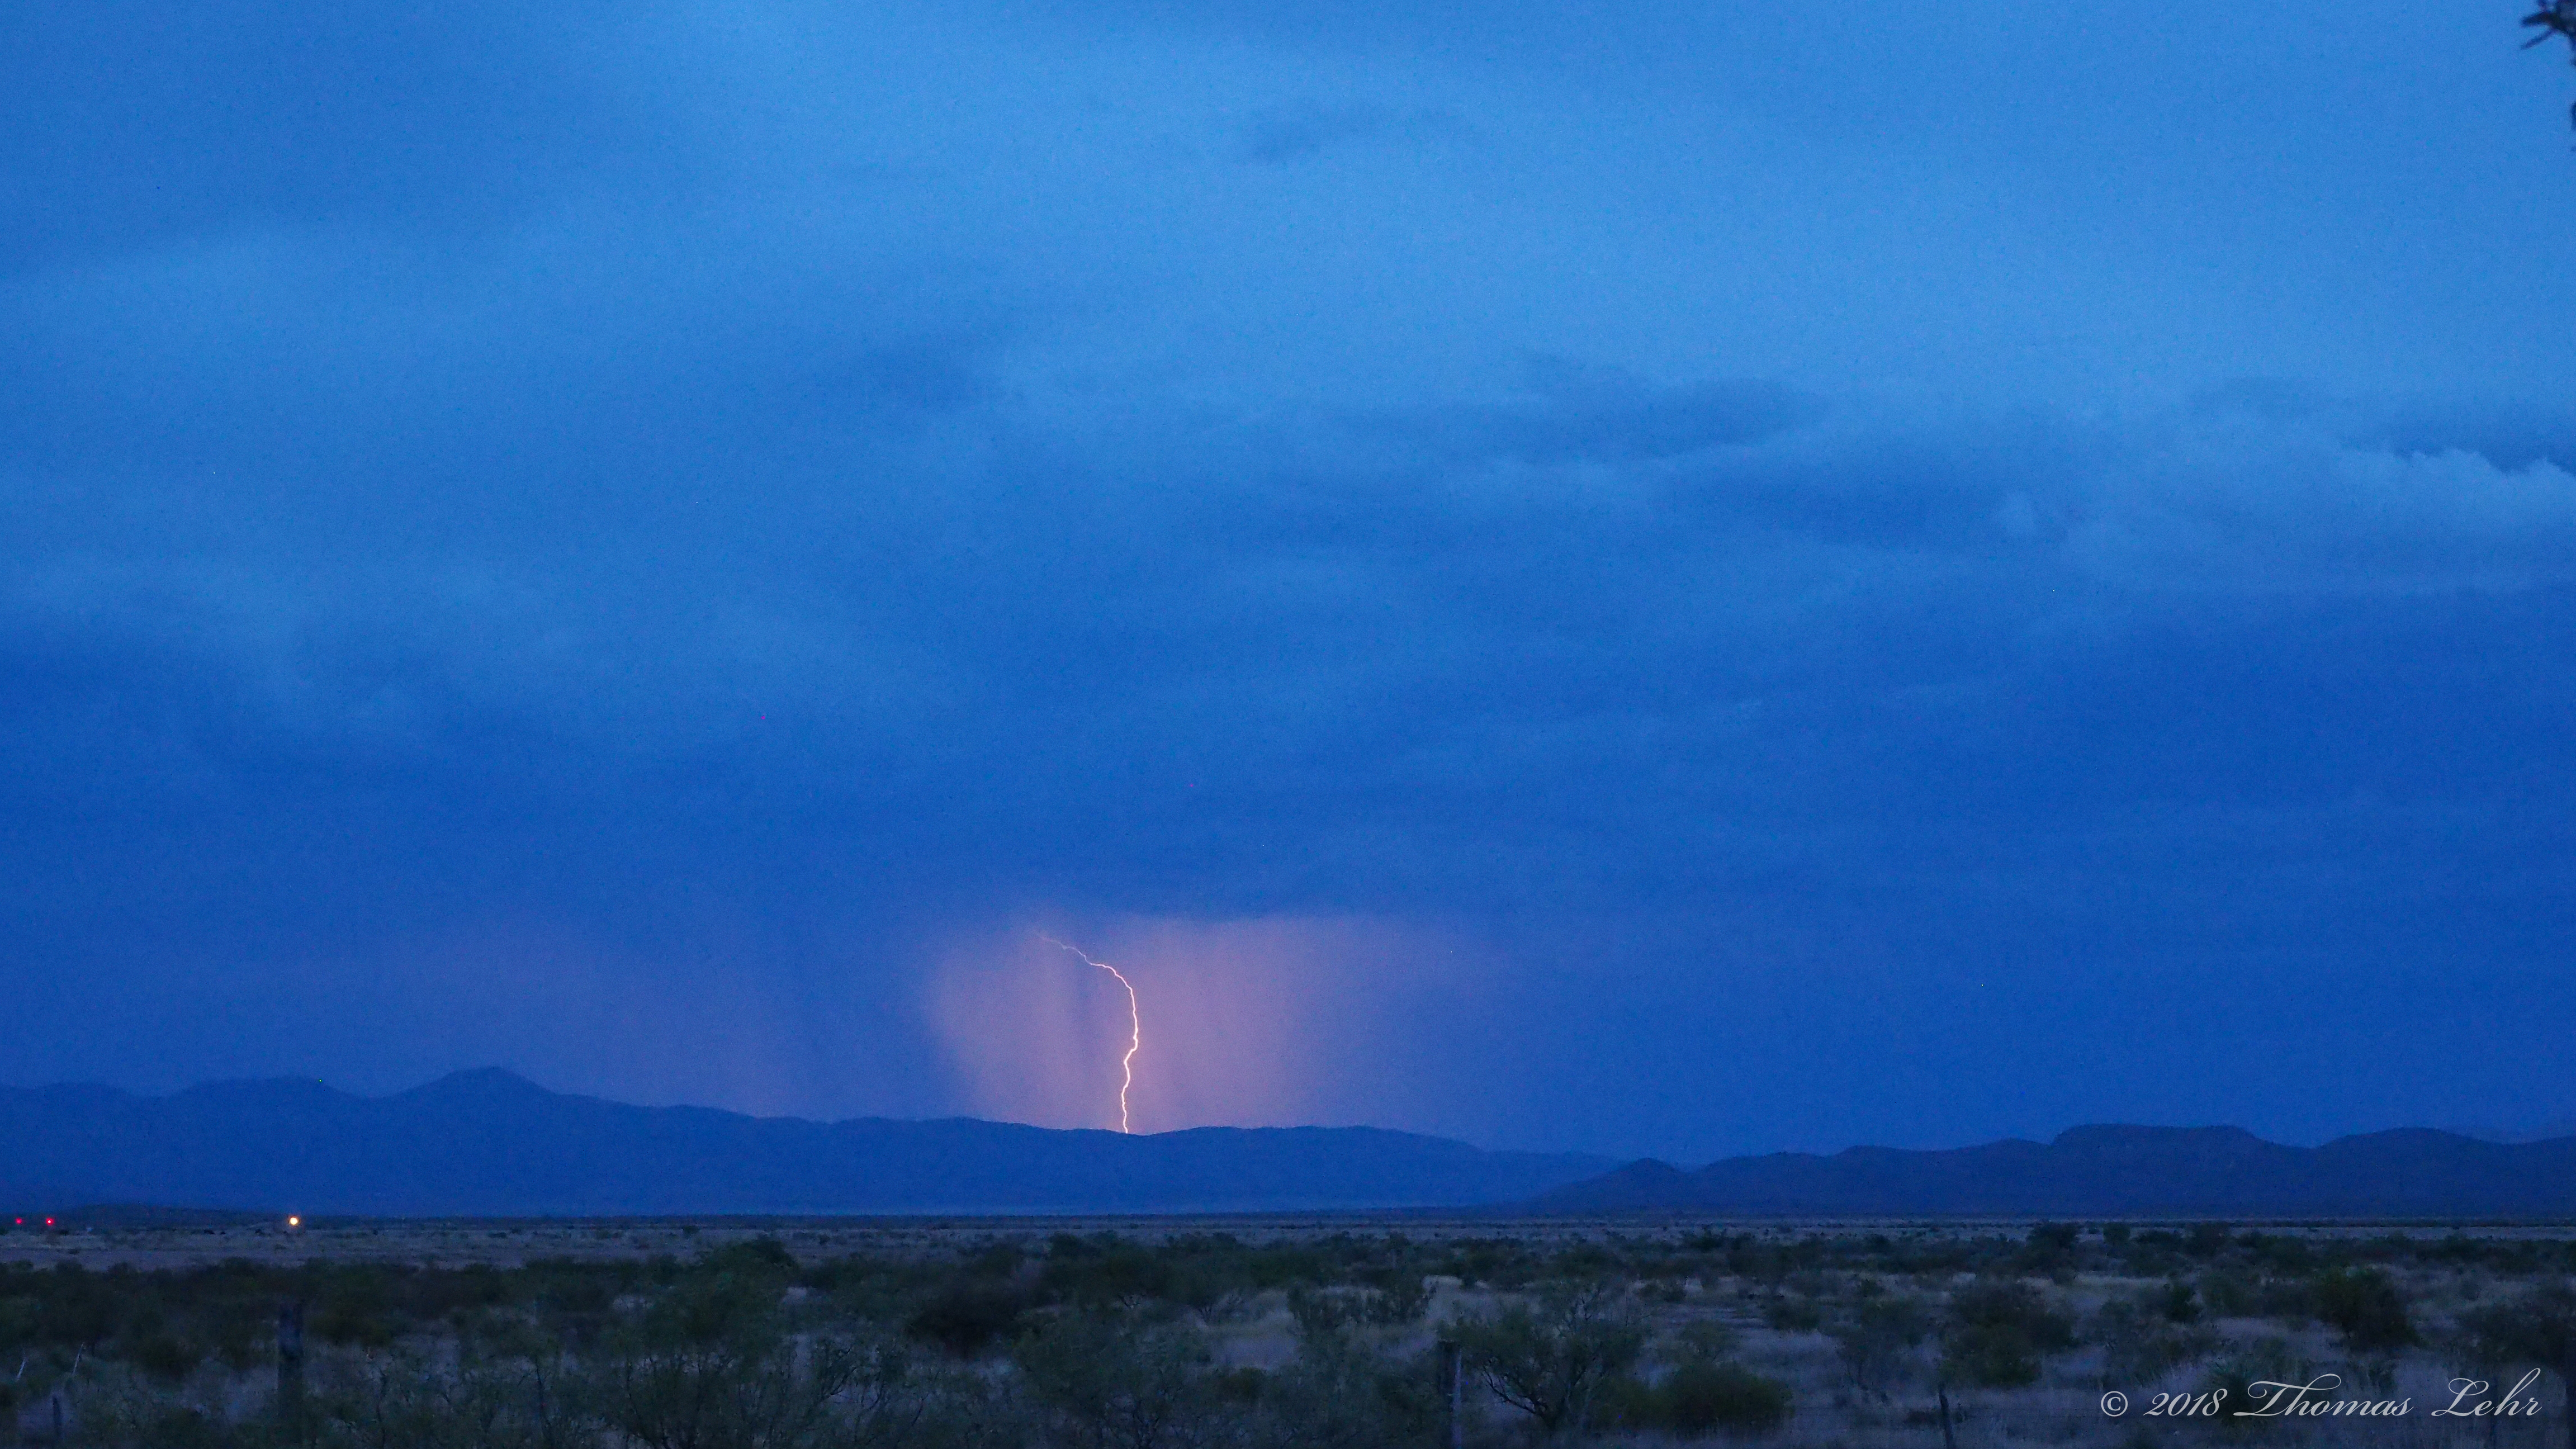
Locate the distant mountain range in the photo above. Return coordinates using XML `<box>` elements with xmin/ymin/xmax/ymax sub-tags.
<box><xmin>0</xmin><ymin>1070</ymin><xmax>1612</xmax><ymax>1216</ymax></box>
<box><xmin>10</xmin><ymin>1072</ymin><xmax>2573</xmax><ymax>1219</ymax></box>
<box><xmin>1534</xmin><ymin>1125</ymin><xmax>2576</xmax><ymax>1218</ymax></box>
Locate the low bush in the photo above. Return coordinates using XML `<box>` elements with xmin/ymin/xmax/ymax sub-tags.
<box><xmin>1447</xmin><ymin>1282</ymin><xmax>1646</xmax><ymax>1435</ymax></box>
<box><xmin>1943</xmin><ymin>1279</ymin><xmax>2075</xmax><ymax>1388</ymax></box>
<box><xmin>906</xmin><ymin>1281</ymin><xmax>1027</xmax><ymax>1357</ymax></box>
<box><xmin>1831</xmin><ymin>1294</ymin><xmax>1931</xmax><ymax>1393</ymax></box>
<box><xmin>1661</xmin><ymin>1361</ymin><xmax>1794</xmax><ymax>1433</ymax></box>
<box><xmin>2201</xmin><ymin>1335</ymin><xmax>2307</xmax><ymax>1427</ymax></box>
<box><xmin>2094</xmin><ymin>1293</ymin><xmax>2219</xmax><ymax>1386</ymax></box>
<box><xmin>2310</xmin><ymin>1267</ymin><xmax>2415</xmax><ymax>1353</ymax></box>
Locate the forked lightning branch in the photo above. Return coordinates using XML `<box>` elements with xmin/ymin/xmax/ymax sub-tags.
<box><xmin>1038</xmin><ymin>934</ymin><xmax>1143</xmax><ymax>1134</ymax></box>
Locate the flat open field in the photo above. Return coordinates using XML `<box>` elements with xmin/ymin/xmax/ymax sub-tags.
<box><xmin>15</xmin><ymin>1214</ymin><xmax>2576</xmax><ymax>1271</ymax></box>
<box><xmin>6</xmin><ymin>1215</ymin><xmax>2574</xmax><ymax>1446</ymax></box>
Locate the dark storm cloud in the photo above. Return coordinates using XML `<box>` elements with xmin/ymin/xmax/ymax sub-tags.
<box><xmin>3</xmin><ymin>0</ymin><xmax>2573</xmax><ymax>1154</ymax></box>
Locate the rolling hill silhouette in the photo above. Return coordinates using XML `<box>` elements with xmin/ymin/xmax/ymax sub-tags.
<box><xmin>1535</xmin><ymin>1125</ymin><xmax>2576</xmax><ymax>1216</ymax></box>
<box><xmin>13</xmin><ymin>1072</ymin><xmax>2572</xmax><ymax>1218</ymax></box>
<box><xmin>0</xmin><ymin>1070</ymin><xmax>1611</xmax><ymax>1216</ymax></box>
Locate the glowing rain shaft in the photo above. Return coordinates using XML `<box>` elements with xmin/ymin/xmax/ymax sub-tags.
<box><xmin>1037</xmin><ymin>934</ymin><xmax>1142</xmax><ymax>1133</ymax></box>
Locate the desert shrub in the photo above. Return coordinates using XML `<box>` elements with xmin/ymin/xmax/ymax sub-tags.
<box><xmin>2201</xmin><ymin>1335</ymin><xmax>2307</xmax><ymax>1427</ymax></box>
<box><xmin>1945</xmin><ymin>1323</ymin><xmax>2042</xmax><ymax>1388</ymax></box>
<box><xmin>1039</xmin><ymin>1235</ymin><xmax>1189</xmax><ymax>1309</ymax></box>
<box><xmin>600</xmin><ymin>1328</ymin><xmax>903</xmax><ymax>1449</ymax></box>
<box><xmin>527</xmin><ymin>1273</ymin><xmax>622</xmax><ymax>1349</ymax></box>
<box><xmin>1659</xmin><ymin>1361</ymin><xmax>1794</xmax><ymax>1434</ymax></box>
<box><xmin>2310</xmin><ymin>1267</ymin><xmax>2416</xmax><ymax>1353</ymax></box>
<box><xmin>1209</xmin><ymin>1366</ymin><xmax>1268</xmax><ymax>1405</ymax></box>
<box><xmin>2236</xmin><ymin>1233</ymin><xmax>2315</xmax><ymax>1275</ymax></box>
<box><xmin>2155</xmin><ymin>1278</ymin><xmax>2201</xmax><ymax>1324</ymax></box>
<box><xmin>1950</xmin><ymin>1282</ymin><xmax>2073</xmax><ymax>1348</ymax></box>
<box><xmin>1287</xmin><ymin>1274</ymin><xmax>1431</xmax><ymax>1339</ymax></box>
<box><xmin>64</xmin><ymin>1385</ymin><xmax>269</xmax><ymax>1449</ymax></box>
<box><xmin>2250</xmin><ymin>1276</ymin><xmax>2316</xmax><ymax>1322</ymax></box>
<box><xmin>267</xmin><ymin>1339</ymin><xmax>611</xmax><ymax>1449</ymax></box>
<box><xmin>1286</xmin><ymin>1285</ymin><xmax>1353</xmax><ymax>1339</ymax></box>
<box><xmin>1011</xmin><ymin>1309</ymin><xmax>1218</xmax><ymax>1449</ymax></box>
<box><xmin>0</xmin><ymin>1294</ymin><xmax>37</xmax><ymax>1351</ymax></box>
<box><xmin>641</xmin><ymin>1270</ymin><xmax>784</xmax><ymax>1349</ymax></box>
<box><xmin>595</xmin><ymin>1266</ymin><xmax>868</xmax><ymax>1449</ymax></box>
<box><xmin>2458</xmin><ymin>1284</ymin><xmax>2576</xmax><ymax>1381</ymax></box>
<box><xmin>1361</xmin><ymin>1271</ymin><xmax>1431</xmax><ymax>1325</ymax></box>
<box><xmin>1448</xmin><ymin>1282</ymin><xmax>1646</xmax><ymax>1435</ymax></box>
<box><xmin>704</xmin><ymin>1237</ymin><xmax>797</xmax><ymax>1273</ymax></box>
<box><xmin>312</xmin><ymin>1282</ymin><xmax>401</xmax><ymax>1349</ymax></box>
<box><xmin>1667</xmin><ymin>1319</ymin><xmax>1739</xmax><ymax>1360</ymax></box>
<box><xmin>1831</xmin><ymin>1294</ymin><xmax>1931</xmax><ymax>1394</ymax></box>
<box><xmin>2019</xmin><ymin>1224</ymin><xmax>2081</xmax><ymax>1276</ymax></box>
<box><xmin>2197</xmin><ymin>1268</ymin><xmax>2260</xmax><ymax>1318</ymax></box>
<box><xmin>1587</xmin><ymin>1313</ymin><xmax>1792</xmax><ymax>1435</ymax></box>
<box><xmin>1443</xmin><ymin>1238</ymin><xmax>1542</xmax><ymax>1290</ymax></box>
<box><xmin>125</xmin><ymin>1330</ymin><xmax>200</xmax><ymax>1382</ymax></box>
<box><xmin>1942</xmin><ymin>1280</ymin><xmax>2073</xmax><ymax>1389</ymax></box>
<box><xmin>36</xmin><ymin>1227</ymin><xmax>2576</xmax><ymax>1449</ymax></box>
<box><xmin>1760</xmin><ymin>1295</ymin><xmax>1824</xmax><ymax>1332</ymax></box>
<box><xmin>2092</xmin><ymin>1294</ymin><xmax>2219</xmax><ymax>1386</ymax></box>
<box><xmin>23</xmin><ymin>1267</ymin><xmax>116</xmax><ymax>1349</ymax></box>
<box><xmin>2185</xmin><ymin>1224</ymin><xmax>2234</xmax><ymax>1259</ymax></box>
<box><xmin>1592</xmin><ymin>1373</ymin><xmax>1660</xmax><ymax>1431</ymax></box>
<box><xmin>414</xmin><ymin>1262</ymin><xmax>518</xmax><ymax>1320</ymax></box>
<box><xmin>2028</xmin><ymin>1224</ymin><xmax>2081</xmax><ymax>1253</ymax></box>
<box><xmin>1252</xmin><ymin>1333</ymin><xmax>1441</xmax><ymax>1449</ymax></box>
<box><xmin>1781</xmin><ymin>1270</ymin><xmax>1835</xmax><ymax>1300</ymax></box>
<box><xmin>896</xmin><ymin>1365</ymin><xmax>1035</xmax><ymax>1449</ymax></box>
<box><xmin>907</xmin><ymin>1282</ymin><xmax>1027</xmax><ymax>1358</ymax></box>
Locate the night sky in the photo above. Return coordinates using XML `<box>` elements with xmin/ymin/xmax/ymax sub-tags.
<box><xmin>6</xmin><ymin>2</ymin><xmax>2574</xmax><ymax>1161</ymax></box>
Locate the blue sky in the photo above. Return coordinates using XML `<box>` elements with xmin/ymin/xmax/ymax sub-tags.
<box><xmin>3</xmin><ymin>1</ymin><xmax>2573</xmax><ymax>1159</ymax></box>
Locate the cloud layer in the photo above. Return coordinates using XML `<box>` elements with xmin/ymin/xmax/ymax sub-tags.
<box><xmin>2</xmin><ymin>0</ymin><xmax>2573</xmax><ymax>1156</ymax></box>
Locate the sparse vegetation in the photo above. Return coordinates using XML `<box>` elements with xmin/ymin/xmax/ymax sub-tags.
<box><xmin>2</xmin><ymin>1218</ymin><xmax>2574</xmax><ymax>1446</ymax></box>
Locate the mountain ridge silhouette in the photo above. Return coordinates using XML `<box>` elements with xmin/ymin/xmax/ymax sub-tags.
<box><xmin>1535</xmin><ymin>1123</ymin><xmax>2576</xmax><ymax>1216</ymax></box>
<box><xmin>13</xmin><ymin>1072</ymin><xmax>2572</xmax><ymax>1218</ymax></box>
<box><xmin>0</xmin><ymin>1069</ymin><xmax>1612</xmax><ymax>1216</ymax></box>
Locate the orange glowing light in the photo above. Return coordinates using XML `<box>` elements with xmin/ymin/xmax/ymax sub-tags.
<box><xmin>287</xmin><ymin>1215</ymin><xmax>302</xmax><ymax>1228</ymax></box>
<box><xmin>1038</xmin><ymin>934</ymin><xmax>1142</xmax><ymax>1134</ymax></box>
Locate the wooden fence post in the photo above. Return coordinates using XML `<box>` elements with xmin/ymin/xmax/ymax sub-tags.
<box><xmin>1439</xmin><ymin>1337</ymin><xmax>1464</xmax><ymax>1449</ymax></box>
<box><xmin>277</xmin><ymin>1297</ymin><xmax>306</xmax><ymax>1442</ymax></box>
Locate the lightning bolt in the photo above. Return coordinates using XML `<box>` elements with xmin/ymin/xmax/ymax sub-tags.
<box><xmin>1037</xmin><ymin>934</ymin><xmax>1141</xmax><ymax>1134</ymax></box>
